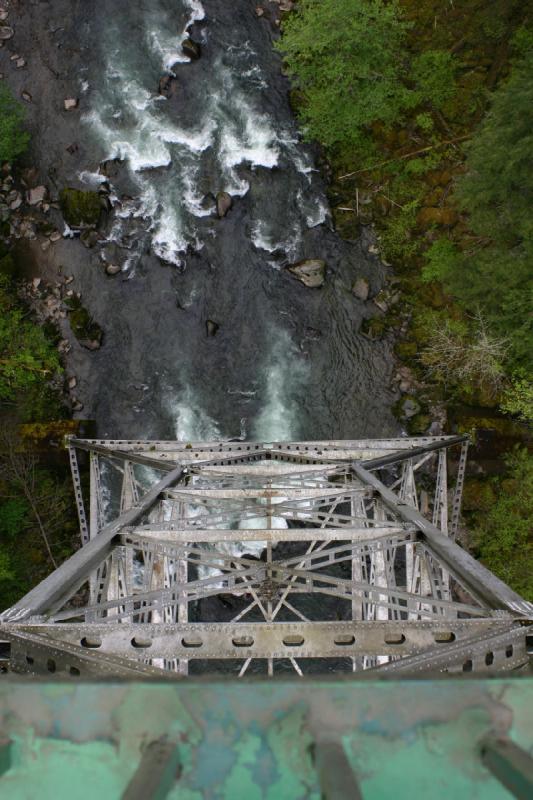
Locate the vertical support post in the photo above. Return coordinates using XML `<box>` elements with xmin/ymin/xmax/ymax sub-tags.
<box><xmin>68</xmin><ymin>444</ymin><xmax>90</xmax><ymax>545</ymax></box>
<box><xmin>450</xmin><ymin>440</ymin><xmax>469</xmax><ymax>539</ymax></box>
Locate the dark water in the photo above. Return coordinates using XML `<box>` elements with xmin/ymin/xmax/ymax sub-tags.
<box><xmin>49</xmin><ymin>0</ymin><xmax>399</xmax><ymax>441</ymax></box>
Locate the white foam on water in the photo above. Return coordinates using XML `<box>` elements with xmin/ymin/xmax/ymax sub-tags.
<box><xmin>253</xmin><ymin>330</ymin><xmax>309</xmax><ymax>442</ymax></box>
<box><xmin>170</xmin><ymin>387</ymin><xmax>222</xmax><ymax>442</ymax></box>
<box><xmin>78</xmin><ymin>170</ymin><xmax>108</xmax><ymax>188</ymax></box>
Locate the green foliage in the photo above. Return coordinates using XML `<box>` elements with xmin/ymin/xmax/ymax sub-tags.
<box><xmin>410</xmin><ymin>50</ymin><xmax>457</xmax><ymax>109</ymax></box>
<box><xmin>276</xmin><ymin>0</ymin><xmax>415</xmax><ymax>155</ymax></box>
<box><xmin>0</xmin><ymin>275</ymin><xmax>61</xmax><ymax>408</ymax></box>
<box><xmin>471</xmin><ymin>449</ymin><xmax>533</xmax><ymax>600</ymax></box>
<box><xmin>423</xmin><ymin>29</ymin><xmax>533</xmax><ymax>368</ymax></box>
<box><xmin>0</xmin><ymin>85</ymin><xmax>30</xmax><ymax>163</ymax></box>
<box><xmin>500</xmin><ymin>371</ymin><xmax>533</xmax><ymax>422</ymax></box>
<box><xmin>60</xmin><ymin>188</ymin><xmax>102</xmax><ymax>227</ymax></box>
<box><xmin>0</xmin><ymin>496</ymin><xmax>30</xmax><ymax>538</ymax></box>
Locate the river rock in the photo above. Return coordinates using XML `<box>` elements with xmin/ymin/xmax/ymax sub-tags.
<box><xmin>206</xmin><ymin>319</ymin><xmax>219</xmax><ymax>337</ymax></box>
<box><xmin>105</xmin><ymin>263</ymin><xmax>121</xmax><ymax>276</ymax></box>
<box><xmin>49</xmin><ymin>230</ymin><xmax>62</xmax><ymax>242</ymax></box>
<box><xmin>21</xmin><ymin>91</ymin><xmax>32</xmax><ymax>103</ymax></box>
<box><xmin>352</xmin><ymin>277</ymin><xmax>369</xmax><ymax>301</ymax></box>
<box><xmin>288</xmin><ymin>258</ymin><xmax>326</xmax><ymax>289</ymax></box>
<box><xmin>80</xmin><ymin>337</ymin><xmax>102</xmax><ymax>351</ymax></box>
<box><xmin>64</xmin><ymin>97</ymin><xmax>79</xmax><ymax>111</ymax></box>
<box><xmin>158</xmin><ymin>75</ymin><xmax>178</xmax><ymax>97</ymax></box>
<box><xmin>0</xmin><ymin>10</ymin><xmax>8</xmax><ymax>22</ymax></box>
<box><xmin>7</xmin><ymin>190</ymin><xmax>22</xmax><ymax>210</ymax></box>
<box><xmin>397</xmin><ymin>395</ymin><xmax>420</xmax><ymax>419</ymax></box>
<box><xmin>68</xmin><ymin>376</ymin><xmax>77</xmax><ymax>390</ymax></box>
<box><xmin>216</xmin><ymin>191</ymin><xmax>232</xmax><ymax>218</ymax></box>
<box><xmin>27</xmin><ymin>185</ymin><xmax>48</xmax><ymax>206</ymax></box>
<box><xmin>0</xmin><ymin>26</ymin><xmax>13</xmax><ymax>40</ymax></box>
<box><xmin>182</xmin><ymin>38</ymin><xmax>201</xmax><ymax>60</ymax></box>
<box><xmin>80</xmin><ymin>229</ymin><xmax>100</xmax><ymax>248</ymax></box>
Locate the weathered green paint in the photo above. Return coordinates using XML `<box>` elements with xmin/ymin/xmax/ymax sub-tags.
<box><xmin>0</xmin><ymin>679</ymin><xmax>531</xmax><ymax>798</ymax></box>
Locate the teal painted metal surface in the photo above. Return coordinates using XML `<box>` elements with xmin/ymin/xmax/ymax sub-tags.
<box><xmin>0</xmin><ymin>679</ymin><xmax>532</xmax><ymax>798</ymax></box>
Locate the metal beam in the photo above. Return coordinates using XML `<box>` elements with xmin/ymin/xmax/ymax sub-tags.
<box><xmin>361</xmin><ymin>435</ymin><xmax>468</xmax><ymax>471</ymax></box>
<box><xmin>352</xmin><ymin>464</ymin><xmax>533</xmax><ymax>616</ymax></box>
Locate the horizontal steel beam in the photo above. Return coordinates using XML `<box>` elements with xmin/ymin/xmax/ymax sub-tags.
<box><xmin>123</xmin><ymin>526</ymin><xmax>413</xmax><ymax>544</ymax></box>
<box><xmin>4</xmin><ymin>620</ymin><xmax>509</xmax><ymax>661</ymax></box>
<box><xmin>368</xmin><ymin>622</ymin><xmax>529</xmax><ymax>674</ymax></box>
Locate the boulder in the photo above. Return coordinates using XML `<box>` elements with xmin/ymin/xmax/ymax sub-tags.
<box><xmin>27</xmin><ymin>185</ymin><xmax>48</xmax><ymax>206</ymax></box>
<box><xmin>206</xmin><ymin>319</ymin><xmax>219</xmax><ymax>337</ymax></box>
<box><xmin>64</xmin><ymin>97</ymin><xmax>79</xmax><ymax>111</ymax></box>
<box><xmin>216</xmin><ymin>191</ymin><xmax>232</xmax><ymax>218</ymax></box>
<box><xmin>80</xmin><ymin>229</ymin><xmax>99</xmax><ymax>248</ymax></box>
<box><xmin>0</xmin><ymin>26</ymin><xmax>13</xmax><ymax>40</ymax></box>
<box><xmin>182</xmin><ymin>38</ymin><xmax>201</xmax><ymax>60</ymax></box>
<box><xmin>158</xmin><ymin>75</ymin><xmax>178</xmax><ymax>97</ymax></box>
<box><xmin>396</xmin><ymin>395</ymin><xmax>421</xmax><ymax>420</ymax></box>
<box><xmin>288</xmin><ymin>258</ymin><xmax>326</xmax><ymax>289</ymax></box>
<box><xmin>60</xmin><ymin>188</ymin><xmax>102</xmax><ymax>227</ymax></box>
<box><xmin>351</xmin><ymin>277</ymin><xmax>369</xmax><ymax>301</ymax></box>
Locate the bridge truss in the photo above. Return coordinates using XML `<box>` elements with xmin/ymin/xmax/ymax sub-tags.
<box><xmin>1</xmin><ymin>435</ymin><xmax>531</xmax><ymax>678</ymax></box>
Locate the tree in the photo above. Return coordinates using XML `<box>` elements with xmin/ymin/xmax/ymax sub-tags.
<box><xmin>276</xmin><ymin>0</ymin><xmax>414</xmax><ymax>155</ymax></box>
<box><xmin>422</xmin><ymin>30</ymin><xmax>533</xmax><ymax>369</ymax></box>
<box><xmin>0</xmin><ymin>85</ymin><xmax>29</xmax><ymax>162</ymax></box>
<box><xmin>471</xmin><ymin>449</ymin><xmax>533</xmax><ymax>601</ymax></box>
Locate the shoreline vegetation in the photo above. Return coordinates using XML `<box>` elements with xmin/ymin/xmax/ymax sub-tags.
<box><xmin>276</xmin><ymin>0</ymin><xmax>532</xmax><ymax>598</ymax></box>
<box><xmin>0</xmin><ymin>85</ymin><xmax>79</xmax><ymax>609</ymax></box>
<box><xmin>0</xmin><ymin>0</ymin><xmax>531</xmax><ymax>607</ymax></box>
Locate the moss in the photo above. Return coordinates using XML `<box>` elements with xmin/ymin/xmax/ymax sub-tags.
<box><xmin>407</xmin><ymin>413</ymin><xmax>431</xmax><ymax>434</ymax></box>
<box><xmin>66</xmin><ymin>297</ymin><xmax>103</xmax><ymax>344</ymax></box>
<box><xmin>60</xmin><ymin>188</ymin><xmax>102</xmax><ymax>227</ymax></box>
<box><xmin>361</xmin><ymin>316</ymin><xmax>387</xmax><ymax>339</ymax></box>
<box><xmin>0</xmin><ymin>253</ymin><xmax>15</xmax><ymax>278</ymax></box>
<box><xmin>462</xmin><ymin>478</ymin><xmax>496</xmax><ymax>513</ymax></box>
<box><xmin>394</xmin><ymin>340</ymin><xmax>418</xmax><ymax>358</ymax></box>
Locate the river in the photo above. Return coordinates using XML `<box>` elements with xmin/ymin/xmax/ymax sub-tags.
<box><xmin>18</xmin><ymin>0</ymin><xmax>399</xmax><ymax>442</ymax></box>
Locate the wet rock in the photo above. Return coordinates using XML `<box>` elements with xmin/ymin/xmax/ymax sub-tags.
<box><xmin>60</xmin><ymin>188</ymin><xmax>102</xmax><ymax>227</ymax></box>
<box><xmin>200</xmin><ymin>193</ymin><xmax>216</xmax><ymax>212</ymax></box>
<box><xmin>158</xmin><ymin>75</ymin><xmax>178</xmax><ymax>97</ymax></box>
<box><xmin>0</xmin><ymin>10</ymin><xmax>8</xmax><ymax>22</ymax></box>
<box><xmin>351</xmin><ymin>277</ymin><xmax>369</xmax><ymax>301</ymax></box>
<box><xmin>216</xmin><ymin>191</ymin><xmax>232</xmax><ymax>218</ymax></box>
<box><xmin>416</xmin><ymin>207</ymin><xmax>458</xmax><ymax>228</ymax></box>
<box><xmin>64</xmin><ymin>97</ymin><xmax>79</xmax><ymax>111</ymax></box>
<box><xmin>206</xmin><ymin>319</ymin><xmax>219</xmax><ymax>337</ymax></box>
<box><xmin>80</xmin><ymin>228</ymin><xmax>100</xmax><ymax>248</ymax></box>
<box><xmin>182</xmin><ymin>38</ymin><xmax>201</xmax><ymax>60</ymax></box>
<box><xmin>105</xmin><ymin>263</ymin><xmax>121</xmax><ymax>276</ymax></box>
<box><xmin>396</xmin><ymin>394</ymin><xmax>420</xmax><ymax>420</ymax></box>
<box><xmin>72</xmin><ymin>399</ymin><xmax>84</xmax><ymax>412</ymax></box>
<box><xmin>27</xmin><ymin>185</ymin><xmax>48</xmax><ymax>206</ymax></box>
<box><xmin>7</xmin><ymin>190</ymin><xmax>22</xmax><ymax>210</ymax></box>
<box><xmin>21</xmin><ymin>167</ymin><xmax>39</xmax><ymax>188</ymax></box>
<box><xmin>255</xmin><ymin>6</ymin><xmax>265</xmax><ymax>16</ymax></box>
<box><xmin>49</xmin><ymin>230</ymin><xmax>62</xmax><ymax>242</ymax></box>
<box><xmin>21</xmin><ymin>90</ymin><xmax>32</xmax><ymax>103</ymax></box>
<box><xmin>68</xmin><ymin>376</ymin><xmax>78</xmax><ymax>390</ymax></box>
<box><xmin>80</xmin><ymin>338</ymin><xmax>102</xmax><ymax>351</ymax></box>
<box><xmin>15</xmin><ymin>57</ymin><xmax>25</xmax><ymax>69</ymax></box>
<box><xmin>288</xmin><ymin>258</ymin><xmax>326</xmax><ymax>289</ymax></box>
<box><xmin>0</xmin><ymin>25</ymin><xmax>13</xmax><ymax>40</ymax></box>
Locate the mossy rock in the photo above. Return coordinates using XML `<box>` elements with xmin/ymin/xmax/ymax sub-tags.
<box><xmin>394</xmin><ymin>394</ymin><xmax>421</xmax><ymax>420</ymax></box>
<box><xmin>407</xmin><ymin>413</ymin><xmax>431</xmax><ymax>435</ymax></box>
<box><xmin>60</xmin><ymin>188</ymin><xmax>102</xmax><ymax>227</ymax></box>
<box><xmin>361</xmin><ymin>316</ymin><xmax>387</xmax><ymax>340</ymax></box>
<box><xmin>67</xmin><ymin>299</ymin><xmax>103</xmax><ymax>345</ymax></box>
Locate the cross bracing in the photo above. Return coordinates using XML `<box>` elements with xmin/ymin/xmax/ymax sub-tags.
<box><xmin>1</xmin><ymin>435</ymin><xmax>531</xmax><ymax>678</ymax></box>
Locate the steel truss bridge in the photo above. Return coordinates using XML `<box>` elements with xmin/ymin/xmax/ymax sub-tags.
<box><xmin>1</xmin><ymin>435</ymin><xmax>532</xmax><ymax>678</ymax></box>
